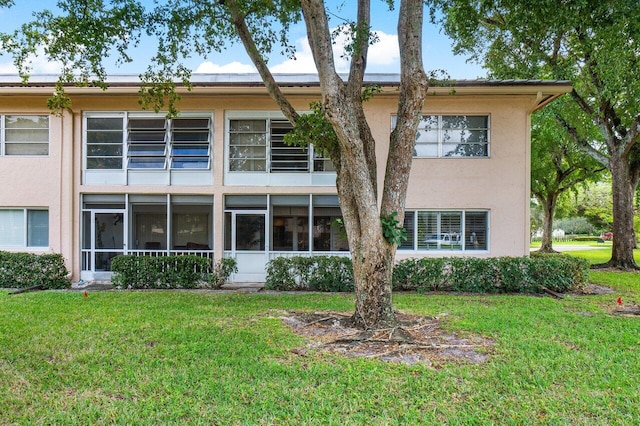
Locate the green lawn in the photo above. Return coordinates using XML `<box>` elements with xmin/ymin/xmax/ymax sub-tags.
<box><xmin>1</xmin><ymin>260</ymin><xmax>639</xmax><ymax>424</ymax></box>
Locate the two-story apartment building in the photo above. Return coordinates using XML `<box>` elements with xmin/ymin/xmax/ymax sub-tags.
<box><xmin>0</xmin><ymin>74</ymin><xmax>570</xmax><ymax>282</ymax></box>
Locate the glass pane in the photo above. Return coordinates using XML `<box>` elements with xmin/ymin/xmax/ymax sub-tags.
<box><xmin>230</xmin><ymin>119</ymin><xmax>266</xmax><ymax>132</ymax></box>
<box><xmin>442</xmin><ymin>115</ymin><xmax>488</xmax><ymax>129</ymax></box>
<box><xmin>128</xmin><ymin>158</ymin><xmax>166</xmax><ymax>169</ymax></box>
<box><xmin>172</xmin><ymin>131</ymin><xmax>209</xmax><ymax>142</ymax></box>
<box><xmin>229</xmin><ymin>145</ymin><xmax>266</xmax><ymax>158</ymax></box>
<box><xmin>87</xmin><ymin>117</ymin><xmax>123</xmax><ymax>131</ymax></box>
<box><xmin>466</xmin><ymin>212</ymin><xmax>488</xmax><ymax>250</ymax></box>
<box><xmin>128</xmin><ymin>131</ymin><xmax>166</xmax><ymax>142</ymax></box>
<box><xmin>5</xmin><ymin>128</ymin><xmax>49</xmax><ymax>142</ymax></box>
<box><xmin>230</xmin><ymin>159</ymin><xmax>266</xmax><ymax>172</ymax></box>
<box><xmin>236</xmin><ymin>214</ymin><xmax>265</xmax><ymax>251</ymax></box>
<box><xmin>129</xmin><ymin>144</ymin><xmax>166</xmax><ymax>156</ymax></box>
<box><xmin>0</xmin><ymin>209</ymin><xmax>24</xmax><ymax>246</ymax></box>
<box><xmin>87</xmin><ymin>131</ymin><xmax>123</xmax><ymax>144</ymax></box>
<box><xmin>171</xmin><ymin>158</ymin><xmax>209</xmax><ymax>169</ymax></box>
<box><xmin>94</xmin><ymin>213</ymin><xmax>124</xmax><ymax>250</ymax></box>
<box><xmin>442</xmin><ymin>143</ymin><xmax>488</xmax><ymax>157</ymax></box>
<box><xmin>87</xmin><ymin>145</ymin><xmax>122</xmax><ymax>156</ymax></box>
<box><xmin>87</xmin><ymin>157</ymin><xmax>123</xmax><ymax>169</ymax></box>
<box><xmin>172</xmin><ymin>145</ymin><xmax>209</xmax><ymax>156</ymax></box>
<box><xmin>417</xmin><ymin>211</ymin><xmax>437</xmax><ymax>250</ymax></box>
<box><xmin>27</xmin><ymin>210</ymin><xmax>49</xmax><ymax>247</ymax></box>
<box><xmin>414</xmin><ymin>143</ymin><xmax>438</xmax><ymax>157</ymax></box>
<box><xmin>128</xmin><ymin>118</ymin><xmax>166</xmax><ymax>130</ymax></box>
<box><xmin>6</xmin><ymin>115</ymin><xmax>48</xmax><ymax>129</ymax></box>
<box><xmin>173</xmin><ymin>118</ymin><xmax>209</xmax><ymax>129</ymax></box>
<box><xmin>229</xmin><ymin>133</ymin><xmax>267</xmax><ymax>146</ymax></box>
<box><xmin>5</xmin><ymin>143</ymin><xmax>49</xmax><ymax>155</ymax></box>
<box><xmin>399</xmin><ymin>211</ymin><xmax>414</xmax><ymax>250</ymax></box>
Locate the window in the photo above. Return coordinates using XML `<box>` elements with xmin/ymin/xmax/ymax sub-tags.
<box><xmin>228</xmin><ymin>117</ymin><xmax>332</xmax><ymax>172</ymax></box>
<box><xmin>86</xmin><ymin>117</ymin><xmax>124</xmax><ymax>169</ymax></box>
<box><xmin>400</xmin><ymin>210</ymin><xmax>488</xmax><ymax>251</ymax></box>
<box><xmin>1</xmin><ymin>115</ymin><xmax>49</xmax><ymax>156</ymax></box>
<box><xmin>84</xmin><ymin>113</ymin><xmax>212</xmax><ymax>170</ymax></box>
<box><xmin>394</xmin><ymin>115</ymin><xmax>489</xmax><ymax>158</ymax></box>
<box><xmin>0</xmin><ymin>209</ymin><xmax>49</xmax><ymax>248</ymax></box>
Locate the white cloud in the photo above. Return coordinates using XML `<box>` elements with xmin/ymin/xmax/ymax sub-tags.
<box><xmin>0</xmin><ymin>47</ymin><xmax>62</xmax><ymax>75</ymax></box>
<box><xmin>194</xmin><ymin>61</ymin><xmax>256</xmax><ymax>74</ymax></box>
<box><xmin>268</xmin><ymin>29</ymin><xmax>400</xmax><ymax>74</ymax></box>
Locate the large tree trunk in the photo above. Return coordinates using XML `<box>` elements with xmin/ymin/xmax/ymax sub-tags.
<box><xmin>539</xmin><ymin>195</ymin><xmax>558</xmax><ymax>253</ymax></box>
<box><xmin>608</xmin><ymin>154</ymin><xmax>639</xmax><ymax>269</ymax></box>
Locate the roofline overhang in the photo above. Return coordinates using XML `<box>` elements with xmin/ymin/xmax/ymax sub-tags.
<box><xmin>0</xmin><ymin>73</ymin><xmax>572</xmax><ymax>105</ymax></box>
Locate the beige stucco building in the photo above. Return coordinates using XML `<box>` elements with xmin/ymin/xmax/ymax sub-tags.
<box><xmin>0</xmin><ymin>74</ymin><xmax>570</xmax><ymax>282</ymax></box>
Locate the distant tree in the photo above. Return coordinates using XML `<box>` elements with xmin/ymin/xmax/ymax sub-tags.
<box><xmin>0</xmin><ymin>0</ymin><xmax>430</xmax><ymax>329</ymax></box>
<box><xmin>531</xmin><ymin>99</ymin><xmax>605</xmax><ymax>252</ymax></box>
<box><xmin>435</xmin><ymin>0</ymin><xmax>640</xmax><ymax>269</ymax></box>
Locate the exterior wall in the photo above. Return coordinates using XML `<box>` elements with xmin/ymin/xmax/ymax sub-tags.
<box><xmin>0</xmin><ymin>82</ymin><xmax>555</xmax><ymax>282</ymax></box>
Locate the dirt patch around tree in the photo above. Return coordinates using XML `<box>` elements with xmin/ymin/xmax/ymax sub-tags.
<box><xmin>279</xmin><ymin>311</ymin><xmax>494</xmax><ymax>368</ymax></box>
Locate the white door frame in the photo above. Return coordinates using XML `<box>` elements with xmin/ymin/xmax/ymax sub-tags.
<box><xmin>226</xmin><ymin>210</ymin><xmax>268</xmax><ymax>282</ymax></box>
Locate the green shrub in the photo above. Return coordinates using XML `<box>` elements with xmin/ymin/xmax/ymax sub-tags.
<box><xmin>0</xmin><ymin>251</ymin><xmax>70</xmax><ymax>289</ymax></box>
<box><xmin>393</xmin><ymin>255</ymin><xmax>589</xmax><ymax>294</ymax></box>
<box><xmin>266</xmin><ymin>254</ymin><xmax>589</xmax><ymax>294</ymax></box>
<box><xmin>265</xmin><ymin>256</ymin><xmax>353</xmax><ymax>291</ymax></box>
<box><xmin>572</xmin><ymin>236</ymin><xmax>604</xmax><ymax>242</ymax></box>
<box><xmin>111</xmin><ymin>255</ymin><xmax>236</xmax><ymax>289</ymax></box>
<box><xmin>208</xmin><ymin>257</ymin><xmax>238</xmax><ymax>289</ymax></box>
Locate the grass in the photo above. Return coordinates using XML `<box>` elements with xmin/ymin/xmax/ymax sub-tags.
<box><xmin>1</xmin><ymin>255</ymin><xmax>640</xmax><ymax>424</ymax></box>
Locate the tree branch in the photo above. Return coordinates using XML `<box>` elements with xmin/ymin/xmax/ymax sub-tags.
<box><xmin>226</xmin><ymin>1</ymin><xmax>299</xmax><ymax>125</ymax></box>
<box><xmin>555</xmin><ymin>114</ymin><xmax>609</xmax><ymax>167</ymax></box>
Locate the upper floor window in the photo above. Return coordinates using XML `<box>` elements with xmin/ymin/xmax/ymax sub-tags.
<box><xmin>84</xmin><ymin>113</ymin><xmax>212</xmax><ymax>170</ymax></box>
<box><xmin>393</xmin><ymin>115</ymin><xmax>489</xmax><ymax>158</ymax></box>
<box><xmin>0</xmin><ymin>208</ymin><xmax>49</xmax><ymax>248</ymax></box>
<box><xmin>400</xmin><ymin>210</ymin><xmax>488</xmax><ymax>251</ymax></box>
<box><xmin>0</xmin><ymin>115</ymin><xmax>49</xmax><ymax>156</ymax></box>
<box><xmin>228</xmin><ymin>118</ymin><xmax>333</xmax><ymax>173</ymax></box>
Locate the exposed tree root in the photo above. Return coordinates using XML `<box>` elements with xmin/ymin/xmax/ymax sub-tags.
<box><xmin>591</xmin><ymin>261</ymin><xmax>640</xmax><ymax>271</ymax></box>
<box><xmin>280</xmin><ymin>310</ymin><xmax>494</xmax><ymax>367</ymax></box>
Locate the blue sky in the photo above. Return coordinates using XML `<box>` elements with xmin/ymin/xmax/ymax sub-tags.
<box><xmin>0</xmin><ymin>1</ymin><xmax>486</xmax><ymax>78</ymax></box>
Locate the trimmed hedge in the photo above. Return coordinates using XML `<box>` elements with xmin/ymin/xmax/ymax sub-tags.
<box><xmin>265</xmin><ymin>254</ymin><xmax>589</xmax><ymax>294</ymax></box>
<box><xmin>111</xmin><ymin>255</ymin><xmax>237</xmax><ymax>289</ymax></box>
<box><xmin>394</xmin><ymin>254</ymin><xmax>589</xmax><ymax>293</ymax></box>
<box><xmin>265</xmin><ymin>256</ymin><xmax>354</xmax><ymax>292</ymax></box>
<box><xmin>0</xmin><ymin>251</ymin><xmax>70</xmax><ymax>289</ymax></box>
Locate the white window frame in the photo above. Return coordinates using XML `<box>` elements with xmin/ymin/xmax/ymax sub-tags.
<box><xmin>392</xmin><ymin>114</ymin><xmax>490</xmax><ymax>158</ymax></box>
<box><xmin>83</xmin><ymin>112</ymin><xmax>213</xmax><ymax>172</ymax></box>
<box><xmin>225</xmin><ymin>111</ymin><xmax>333</xmax><ymax>174</ymax></box>
<box><xmin>0</xmin><ymin>208</ymin><xmax>49</xmax><ymax>249</ymax></box>
<box><xmin>0</xmin><ymin>115</ymin><xmax>50</xmax><ymax>157</ymax></box>
<box><xmin>400</xmin><ymin>209</ymin><xmax>490</xmax><ymax>252</ymax></box>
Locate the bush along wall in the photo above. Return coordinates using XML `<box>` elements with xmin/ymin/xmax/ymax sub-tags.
<box><xmin>0</xmin><ymin>251</ymin><xmax>70</xmax><ymax>289</ymax></box>
<box><xmin>111</xmin><ymin>255</ymin><xmax>237</xmax><ymax>289</ymax></box>
<box><xmin>265</xmin><ymin>256</ymin><xmax>354</xmax><ymax>292</ymax></box>
<box><xmin>265</xmin><ymin>254</ymin><xmax>589</xmax><ymax>294</ymax></box>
